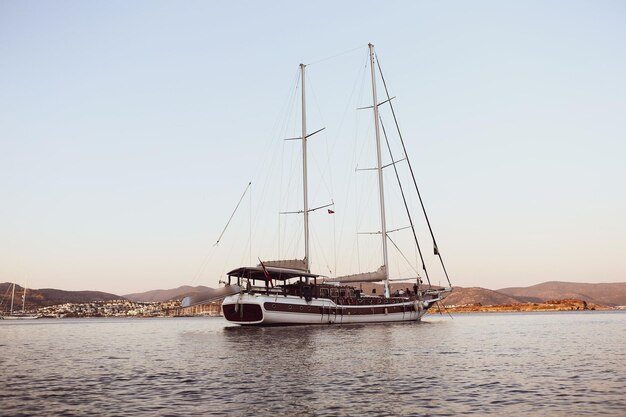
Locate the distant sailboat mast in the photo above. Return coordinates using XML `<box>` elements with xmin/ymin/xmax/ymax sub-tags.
<box><xmin>10</xmin><ymin>283</ymin><xmax>15</xmax><ymax>315</ymax></box>
<box><xmin>368</xmin><ymin>43</ymin><xmax>391</xmax><ymax>299</ymax></box>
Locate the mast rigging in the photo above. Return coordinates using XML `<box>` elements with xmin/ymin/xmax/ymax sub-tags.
<box><xmin>368</xmin><ymin>43</ymin><xmax>391</xmax><ymax>299</ymax></box>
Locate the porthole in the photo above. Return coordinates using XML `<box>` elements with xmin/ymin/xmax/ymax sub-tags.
<box><xmin>288</xmin><ymin>305</ymin><xmax>292</xmax><ymax>310</ymax></box>
<box><xmin>272</xmin><ymin>304</ymin><xmax>276</xmax><ymax>309</ymax></box>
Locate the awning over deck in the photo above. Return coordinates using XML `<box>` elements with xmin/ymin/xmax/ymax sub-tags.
<box><xmin>227</xmin><ymin>266</ymin><xmax>318</xmax><ymax>281</ymax></box>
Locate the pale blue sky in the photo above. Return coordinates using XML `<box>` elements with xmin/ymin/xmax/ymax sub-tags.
<box><xmin>1</xmin><ymin>1</ymin><xmax>625</xmax><ymax>294</ymax></box>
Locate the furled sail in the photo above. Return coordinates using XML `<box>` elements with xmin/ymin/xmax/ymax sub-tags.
<box><xmin>261</xmin><ymin>258</ymin><xmax>308</xmax><ymax>271</ymax></box>
<box><xmin>324</xmin><ymin>265</ymin><xmax>387</xmax><ymax>283</ymax></box>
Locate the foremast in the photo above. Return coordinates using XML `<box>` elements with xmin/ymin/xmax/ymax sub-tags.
<box><xmin>369</xmin><ymin>43</ymin><xmax>390</xmax><ymax>299</ymax></box>
<box><xmin>270</xmin><ymin>64</ymin><xmax>327</xmax><ymax>274</ymax></box>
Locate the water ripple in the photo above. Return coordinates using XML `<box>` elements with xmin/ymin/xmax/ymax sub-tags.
<box><xmin>1</xmin><ymin>313</ymin><xmax>625</xmax><ymax>416</ymax></box>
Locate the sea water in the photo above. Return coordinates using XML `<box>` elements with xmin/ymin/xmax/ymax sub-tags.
<box><xmin>1</xmin><ymin>312</ymin><xmax>624</xmax><ymax>416</ymax></box>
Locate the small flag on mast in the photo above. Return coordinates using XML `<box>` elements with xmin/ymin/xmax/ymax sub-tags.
<box><xmin>328</xmin><ymin>209</ymin><xmax>335</xmax><ymax>214</ymax></box>
<box><xmin>258</xmin><ymin>258</ymin><xmax>273</xmax><ymax>287</ymax></box>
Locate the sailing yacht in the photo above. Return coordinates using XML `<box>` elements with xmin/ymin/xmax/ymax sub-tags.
<box><xmin>183</xmin><ymin>44</ymin><xmax>452</xmax><ymax>325</ymax></box>
<box><xmin>1</xmin><ymin>283</ymin><xmax>39</xmax><ymax>320</ymax></box>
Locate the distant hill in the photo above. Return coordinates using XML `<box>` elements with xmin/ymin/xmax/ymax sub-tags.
<box><xmin>124</xmin><ymin>285</ymin><xmax>212</xmax><ymax>302</ymax></box>
<box><xmin>441</xmin><ymin>287</ymin><xmax>522</xmax><ymax>306</ymax></box>
<box><xmin>356</xmin><ymin>283</ymin><xmax>519</xmax><ymax>306</ymax></box>
<box><xmin>0</xmin><ymin>283</ymin><xmax>123</xmax><ymax>311</ymax></box>
<box><xmin>498</xmin><ymin>281</ymin><xmax>626</xmax><ymax>306</ymax></box>
<box><xmin>3</xmin><ymin>280</ymin><xmax>625</xmax><ymax>311</ymax></box>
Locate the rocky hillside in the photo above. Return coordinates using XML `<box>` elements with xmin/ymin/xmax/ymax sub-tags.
<box><xmin>444</xmin><ymin>299</ymin><xmax>608</xmax><ymax>313</ymax></box>
<box><xmin>124</xmin><ymin>285</ymin><xmax>212</xmax><ymax>302</ymax></box>
<box><xmin>441</xmin><ymin>287</ymin><xmax>521</xmax><ymax>306</ymax></box>
<box><xmin>498</xmin><ymin>281</ymin><xmax>626</xmax><ymax>306</ymax></box>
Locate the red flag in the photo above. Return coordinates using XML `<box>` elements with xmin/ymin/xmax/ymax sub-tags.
<box><xmin>258</xmin><ymin>258</ymin><xmax>273</xmax><ymax>287</ymax></box>
<box><xmin>328</xmin><ymin>209</ymin><xmax>335</xmax><ymax>214</ymax></box>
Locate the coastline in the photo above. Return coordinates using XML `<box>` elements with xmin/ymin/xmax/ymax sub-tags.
<box><xmin>437</xmin><ymin>298</ymin><xmax>612</xmax><ymax>314</ymax></box>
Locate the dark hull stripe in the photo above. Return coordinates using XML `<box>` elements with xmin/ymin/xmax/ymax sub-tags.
<box><xmin>263</xmin><ymin>301</ymin><xmax>431</xmax><ymax>316</ymax></box>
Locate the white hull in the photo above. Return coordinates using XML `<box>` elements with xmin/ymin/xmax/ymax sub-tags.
<box><xmin>222</xmin><ymin>293</ymin><xmax>437</xmax><ymax>326</ymax></box>
<box><xmin>1</xmin><ymin>315</ymin><xmax>39</xmax><ymax>320</ymax></box>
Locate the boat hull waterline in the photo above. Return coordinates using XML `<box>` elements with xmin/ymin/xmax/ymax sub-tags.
<box><xmin>1</xmin><ymin>314</ymin><xmax>39</xmax><ymax>320</ymax></box>
<box><xmin>222</xmin><ymin>293</ymin><xmax>441</xmax><ymax>326</ymax></box>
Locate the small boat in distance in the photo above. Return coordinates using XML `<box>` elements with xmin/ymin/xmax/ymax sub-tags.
<box><xmin>184</xmin><ymin>44</ymin><xmax>452</xmax><ymax>325</ymax></box>
<box><xmin>1</xmin><ymin>283</ymin><xmax>39</xmax><ymax>320</ymax></box>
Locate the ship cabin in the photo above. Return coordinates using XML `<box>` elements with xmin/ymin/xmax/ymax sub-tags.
<box><xmin>226</xmin><ymin>266</ymin><xmax>416</xmax><ymax>306</ymax></box>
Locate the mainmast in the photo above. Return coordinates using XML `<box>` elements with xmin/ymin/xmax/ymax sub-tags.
<box><xmin>369</xmin><ymin>43</ymin><xmax>390</xmax><ymax>298</ymax></box>
<box><xmin>300</xmin><ymin>63</ymin><xmax>310</xmax><ymax>273</ymax></box>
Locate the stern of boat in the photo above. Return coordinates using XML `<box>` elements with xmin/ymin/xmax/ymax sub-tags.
<box><xmin>222</xmin><ymin>294</ymin><xmax>265</xmax><ymax>325</ymax></box>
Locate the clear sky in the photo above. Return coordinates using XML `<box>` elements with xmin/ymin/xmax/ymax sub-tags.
<box><xmin>1</xmin><ymin>1</ymin><xmax>625</xmax><ymax>294</ymax></box>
